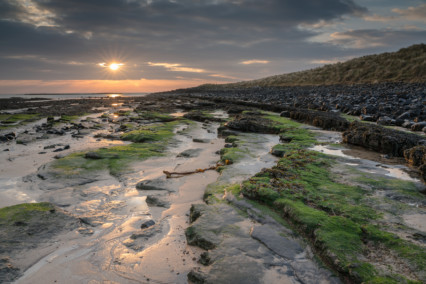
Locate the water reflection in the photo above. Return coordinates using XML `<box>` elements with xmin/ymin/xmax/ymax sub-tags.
<box><xmin>108</xmin><ymin>94</ymin><xmax>122</xmax><ymax>98</ymax></box>
<box><xmin>310</xmin><ymin>145</ymin><xmax>419</xmax><ymax>182</ymax></box>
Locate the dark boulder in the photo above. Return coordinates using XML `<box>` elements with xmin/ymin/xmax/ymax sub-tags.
<box><xmin>84</xmin><ymin>152</ymin><xmax>102</xmax><ymax>159</ymax></box>
<box><xmin>404</xmin><ymin>146</ymin><xmax>426</xmax><ymax>167</ymax></box>
<box><xmin>141</xmin><ymin>220</ymin><xmax>155</xmax><ymax>229</ymax></box>
<box><xmin>360</xmin><ymin>115</ymin><xmax>375</xmax><ymax>122</ymax></box>
<box><xmin>377</xmin><ymin>116</ymin><xmax>394</xmax><ymax>126</ymax></box>
<box><xmin>411</xmin><ymin>122</ymin><xmax>426</xmax><ymax>132</ymax></box>
<box><xmin>0</xmin><ymin>132</ymin><xmax>16</xmax><ymax>142</ymax></box>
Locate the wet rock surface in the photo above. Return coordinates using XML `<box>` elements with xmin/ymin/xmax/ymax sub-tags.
<box><xmin>177</xmin><ymin>148</ymin><xmax>204</xmax><ymax>158</ymax></box>
<box><xmin>0</xmin><ymin>203</ymin><xmax>80</xmax><ymax>282</ymax></box>
<box><xmin>186</xmin><ymin>203</ymin><xmax>340</xmax><ymax>284</ymax></box>
<box><xmin>136</xmin><ymin>178</ymin><xmax>171</xmax><ymax>191</ymax></box>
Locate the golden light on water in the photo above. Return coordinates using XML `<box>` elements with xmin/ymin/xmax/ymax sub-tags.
<box><xmin>108</xmin><ymin>94</ymin><xmax>121</xmax><ymax>98</ymax></box>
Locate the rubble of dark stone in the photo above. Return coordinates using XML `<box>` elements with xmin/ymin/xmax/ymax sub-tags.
<box><xmin>167</xmin><ymin>82</ymin><xmax>425</xmax><ymax>131</ymax></box>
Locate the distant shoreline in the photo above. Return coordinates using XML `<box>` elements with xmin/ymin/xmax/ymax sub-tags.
<box><xmin>0</xmin><ymin>93</ymin><xmax>148</xmax><ymax>99</ymax></box>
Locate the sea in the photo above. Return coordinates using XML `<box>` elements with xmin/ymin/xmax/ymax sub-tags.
<box><xmin>0</xmin><ymin>93</ymin><xmax>149</xmax><ymax>100</ymax></box>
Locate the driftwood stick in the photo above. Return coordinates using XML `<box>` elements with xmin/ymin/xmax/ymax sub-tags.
<box><xmin>163</xmin><ymin>165</ymin><xmax>218</xmax><ymax>178</ymax></box>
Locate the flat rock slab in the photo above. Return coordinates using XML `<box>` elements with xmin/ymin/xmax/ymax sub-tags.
<box><xmin>177</xmin><ymin>148</ymin><xmax>203</xmax><ymax>158</ymax></box>
<box><xmin>186</xmin><ymin>202</ymin><xmax>340</xmax><ymax>284</ymax></box>
<box><xmin>0</xmin><ymin>203</ymin><xmax>80</xmax><ymax>283</ymax></box>
<box><xmin>251</xmin><ymin>224</ymin><xmax>303</xmax><ymax>259</ymax></box>
<box><xmin>146</xmin><ymin>195</ymin><xmax>170</xmax><ymax>208</ymax></box>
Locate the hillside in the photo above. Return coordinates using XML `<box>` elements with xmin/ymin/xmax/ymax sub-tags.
<box><xmin>199</xmin><ymin>43</ymin><xmax>426</xmax><ymax>89</ymax></box>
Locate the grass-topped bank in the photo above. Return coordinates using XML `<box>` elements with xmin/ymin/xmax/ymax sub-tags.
<box><xmin>52</xmin><ymin>119</ymin><xmax>192</xmax><ymax>177</ymax></box>
<box><xmin>216</xmin><ymin>111</ymin><xmax>425</xmax><ymax>283</ymax></box>
<box><xmin>0</xmin><ymin>113</ymin><xmax>42</xmax><ymax>129</ymax></box>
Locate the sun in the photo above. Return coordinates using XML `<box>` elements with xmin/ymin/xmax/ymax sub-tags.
<box><xmin>109</xmin><ymin>63</ymin><xmax>122</xmax><ymax>71</ymax></box>
<box><xmin>98</xmin><ymin>62</ymin><xmax>124</xmax><ymax>71</ymax></box>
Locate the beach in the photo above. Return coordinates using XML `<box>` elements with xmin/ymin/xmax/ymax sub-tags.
<box><xmin>0</xmin><ymin>91</ymin><xmax>425</xmax><ymax>283</ymax></box>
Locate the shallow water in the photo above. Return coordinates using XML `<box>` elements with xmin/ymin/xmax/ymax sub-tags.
<box><xmin>14</xmin><ymin>121</ymin><xmax>224</xmax><ymax>284</ymax></box>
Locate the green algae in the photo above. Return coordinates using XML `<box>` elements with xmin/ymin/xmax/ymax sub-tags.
<box><xmin>0</xmin><ymin>202</ymin><xmax>54</xmax><ymax>224</ymax></box>
<box><xmin>53</xmin><ymin>143</ymin><xmax>165</xmax><ymax>176</ymax></box>
<box><xmin>235</xmin><ymin>113</ymin><xmax>425</xmax><ymax>283</ymax></box>
<box><xmin>52</xmin><ymin>120</ymin><xmax>186</xmax><ymax>176</ymax></box>
<box><xmin>121</xmin><ymin>120</ymin><xmax>182</xmax><ymax>143</ymax></box>
<box><xmin>0</xmin><ymin>113</ymin><xmax>41</xmax><ymax>129</ymax></box>
<box><xmin>219</xmin><ymin>147</ymin><xmax>246</xmax><ymax>164</ymax></box>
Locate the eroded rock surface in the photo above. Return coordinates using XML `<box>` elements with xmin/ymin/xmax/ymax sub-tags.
<box><xmin>186</xmin><ymin>203</ymin><xmax>340</xmax><ymax>284</ymax></box>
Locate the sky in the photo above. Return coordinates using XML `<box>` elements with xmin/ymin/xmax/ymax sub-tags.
<box><xmin>0</xmin><ymin>0</ymin><xmax>425</xmax><ymax>94</ymax></box>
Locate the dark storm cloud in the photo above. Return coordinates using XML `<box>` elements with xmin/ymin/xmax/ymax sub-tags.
<box><xmin>0</xmin><ymin>0</ymin><xmax>369</xmax><ymax>80</ymax></box>
<box><xmin>35</xmin><ymin>0</ymin><xmax>367</xmax><ymax>35</ymax></box>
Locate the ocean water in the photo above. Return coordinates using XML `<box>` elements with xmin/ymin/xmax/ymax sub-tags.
<box><xmin>0</xmin><ymin>93</ymin><xmax>148</xmax><ymax>99</ymax></box>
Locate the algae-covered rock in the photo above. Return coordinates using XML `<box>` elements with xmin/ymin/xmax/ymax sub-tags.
<box><xmin>84</xmin><ymin>151</ymin><xmax>103</xmax><ymax>159</ymax></box>
<box><xmin>186</xmin><ymin>204</ymin><xmax>242</xmax><ymax>250</ymax></box>
<box><xmin>0</xmin><ymin>202</ymin><xmax>79</xmax><ymax>283</ymax></box>
<box><xmin>225</xmin><ymin>115</ymin><xmax>279</xmax><ymax>134</ymax></box>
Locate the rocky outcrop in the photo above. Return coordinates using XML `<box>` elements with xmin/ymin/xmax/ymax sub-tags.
<box><xmin>225</xmin><ymin>115</ymin><xmax>280</xmax><ymax>134</ymax></box>
<box><xmin>343</xmin><ymin>122</ymin><xmax>424</xmax><ymax>157</ymax></box>
<box><xmin>186</xmin><ymin>201</ymin><xmax>339</xmax><ymax>284</ymax></box>
<box><xmin>287</xmin><ymin>109</ymin><xmax>349</xmax><ymax>131</ymax></box>
<box><xmin>404</xmin><ymin>146</ymin><xmax>426</xmax><ymax>181</ymax></box>
<box><xmin>0</xmin><ymin>203</ymin><xmax>80</xmax><ymax>283</ymax></box>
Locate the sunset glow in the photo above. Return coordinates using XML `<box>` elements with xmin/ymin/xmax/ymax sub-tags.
<box><xmin>1</xmin><ymin>0</ymin><xmax>425</xmax><ymax>94</ymax></box>
<box><xmin>98</xmin><ymin>62</ymin><xmax>124</xmax><ymax>71</ymax></box>
<box><xmin>109</xmin><ymin>63</ymin><xmax>122</xmax><ymax>71</ymax></box>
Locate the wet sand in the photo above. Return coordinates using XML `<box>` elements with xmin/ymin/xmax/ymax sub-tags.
<box><xmin>13</xmin><ymin>121</ymin><xmax>224</xmax><ymax>284</ymax></box>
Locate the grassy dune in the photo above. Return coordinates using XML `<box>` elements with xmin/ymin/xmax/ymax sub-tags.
<box><xmin>194</xmin><ymin>44</ymin><xmax>425</xmax><ymax>89</ymax></box>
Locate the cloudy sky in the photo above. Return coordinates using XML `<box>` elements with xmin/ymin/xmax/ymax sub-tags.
<box><xmin>0</xmin><ymin>0</ymin><xmax>425</xmax><ymax>94</ymax></box>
